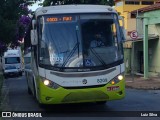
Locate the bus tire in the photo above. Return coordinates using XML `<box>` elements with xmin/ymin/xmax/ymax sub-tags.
<box><xmin>33</xmin><ymin>81</ymin><xmax>36</xmax><ymax>98</ymax></box>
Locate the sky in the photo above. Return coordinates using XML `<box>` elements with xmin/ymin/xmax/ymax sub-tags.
<box><xmin>28</xmin><ymin>0</ymin><xmax>44</xmax><ymax>11</ymax></box>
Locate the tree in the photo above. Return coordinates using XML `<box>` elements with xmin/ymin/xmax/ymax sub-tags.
<box><xmin>0</xmin><ymin>0</ymin><xmax>34</xmax><ymax>55</ymax></box>
<box><xmin>0</xmin><ymin>0</ymin><xmax>25</xmax><ymax>54</ymax></box>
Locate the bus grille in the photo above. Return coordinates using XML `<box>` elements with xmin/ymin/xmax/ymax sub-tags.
<box><xmin>62</xmin><ymin>91</ymin><xmax>109</xmax><ymax>103</ymax></box>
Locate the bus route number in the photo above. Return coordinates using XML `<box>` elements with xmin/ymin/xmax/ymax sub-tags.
<box><xmin>47</xmin><ymin>17</ymin><xmax>58</xmax><ymax>22</ymax></box>
<box><xmin>47</xmin><ymin>16</ymin><xmax>73</xmax><ymax>22</ymax></box>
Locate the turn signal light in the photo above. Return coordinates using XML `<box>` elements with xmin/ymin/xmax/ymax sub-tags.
<box><xmin>111</xmin><ymin>81</ymin><xmax>115</xmax><ymax>85</ymax></box>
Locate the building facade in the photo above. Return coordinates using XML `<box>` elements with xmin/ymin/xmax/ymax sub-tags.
<box><xmin>131</xmin><ymin>2</ymin><xmax>160</xmax><ymax>77</ymax></box>
<box><xmin>114</xmin><ymin>0</ymin><xmax>156</xmax><ymax>39</ymax></box>
<box><xmin>114</xmin><ymin>0</ymin><xmax>160</xmax><ymax>77</ymax></box>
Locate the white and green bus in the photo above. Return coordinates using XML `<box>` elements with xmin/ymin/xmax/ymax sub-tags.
<box><xmin>28</xmin><ymin>5</ymin><xmax>125</xmax><ymax>105</ymax></box>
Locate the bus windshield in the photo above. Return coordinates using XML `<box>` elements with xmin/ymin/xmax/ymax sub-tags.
<box><xmin>24</xmin><ymin>57</ymin><xmax>31</xmax><ymax>64</ymax></box>
<box><xmin>38</xmin><ymin>13</ymin><xmax>123</xmax><ymax>71</ymax></box>
<box><xmin>5</xmin><ymin>57</ymin><xmax>20</xmax><ymax>64</ymax></box>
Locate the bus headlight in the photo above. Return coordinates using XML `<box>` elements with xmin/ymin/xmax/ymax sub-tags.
<box><xmin>42</xmin><ymin>79</ymin><xmax>60</xmax><ymax>89</ymax></box>
<box><xmin>118</xmin><ymin>75</ymin><xmax>123</xmax><ymax>81</ymax></box>
<box><xmin>44</xmin><ymin>80</ymin><xmax>50</xmax><ymax>86</ymax></box>
<box><xmin>109</xmin><ymin>74</ymin><xmax>124</xmax><ymax>85</ymax></box>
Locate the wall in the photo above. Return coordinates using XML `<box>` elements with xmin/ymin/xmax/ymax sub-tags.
<box><xmin>124</xmin><ymin>48</ymin><xmax>131</xmax><ymax>74</ymax></box>
<box><xmin>134</xmin><ymin>40</ymin><xmax>159</xmax><ymax>77</ymax></box>
<box><xmin>143</xmin><ymin>10</ymin><xmax>160</xmax><ymax>76</ymax></box>
<box><xmin>148</xmin><ymin>39</ymin><xmax>160</xmax><ymax>76</ymax></box>
<box><xmin>149</xmin><ymin>24</ymin><xmax>160</xmax><ymax>76</ymax></box>
<box><xmin>133</xmin><ymin>41</ymin><xmax>143</xmax><ymax>73</ymax></box>
<box><xmin>115</xmin><ymin>0</ymin><xmax>156</xmax><ymax>33</ymax></box>
<box><xmin>126</xmin><ymin>17</ymin><xmax>137</xmax><ymax>39</ymax></box>
<box><xmin>123</xmin><ymin>5</ymin><xmax>150</xmax><ymax>13</ymax></box>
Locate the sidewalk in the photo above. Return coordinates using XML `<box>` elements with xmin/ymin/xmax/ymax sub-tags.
<box><xmin>125</xmin><ymin>75</ymin><xmax>160</xmax><ymax>90</ymax></box>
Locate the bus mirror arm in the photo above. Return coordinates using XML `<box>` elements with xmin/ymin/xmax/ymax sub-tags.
<box><xmin>120</xmin><ymin>26</ymin><xmax>126</xmax><ymax>42</ymax></box>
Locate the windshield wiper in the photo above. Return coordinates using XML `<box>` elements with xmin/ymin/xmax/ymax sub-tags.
<box><xmin>89</xmin><ymin>48</ymin><xmax>106</xmax><ymax>66</ymax></box>
<box><xmin>61</xmin><ymin>26</ymin><xmax>80</xmax><ymax>68</ymax></box>
<box><xmin>76</xmin><ymin>26</ymin><xmax>80</xmax><ymax>57</ymax></box>
<box><xmin>61</xmin><ymin>42</ymin><xmax>79</xmax><ymax>68</ymax></box>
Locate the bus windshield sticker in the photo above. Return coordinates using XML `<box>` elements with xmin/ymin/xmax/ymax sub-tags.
<box><xmin>84</xmin><ymin>59</ymin><xmax>94</xmax><ymax>66</ymax></box>
<box><xmin>50</xmin><ymin>54</ymin><xmax>63</xmax><ymax>65</ymax></box>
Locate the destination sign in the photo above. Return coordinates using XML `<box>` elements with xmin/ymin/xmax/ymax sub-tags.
<box><xmin>46</xmin><ymin>16</ymin><xmax>75</xmax><ymax>22</ymax></box>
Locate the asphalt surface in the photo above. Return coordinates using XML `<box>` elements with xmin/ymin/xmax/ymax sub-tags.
<box><xmin>1</xmin><ymin>75</ymin><xmax>160</xmax><ymax>120</ymax></box>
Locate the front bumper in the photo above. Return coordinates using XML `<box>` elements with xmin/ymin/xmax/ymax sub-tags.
<box><xmin>4</xmin><ymin>70</ymin><xmax>22</xmax><ymax>76</ymax></box>
<box><xmin>37</xmin><ymin>78</ymin><xmax>125</xmax><ymax>104</ymax></box>
<box><xmin>4</xmin><ymin>72</ymin><xmax>19</xmax><ymax>75</ymax></box>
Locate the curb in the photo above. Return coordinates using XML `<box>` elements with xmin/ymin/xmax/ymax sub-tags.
<box><xmin>125</xmin><ymin>75</ymin><xmax>160</xmax><ymax>90</ymax></box>
<box><xmin>126</xmin><ymin>85</ymin><xmax>160</xmax><ymax>90</ymax></box>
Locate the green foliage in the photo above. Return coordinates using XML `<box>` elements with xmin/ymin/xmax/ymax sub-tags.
<box><xmin>0</xmin><ymin>0</ymin><xmax>33</xmax><ymax>48</ymax></box>
<box><xmin>0</xmin><ymin>19</ymin><xmax>16</xmax><ymax>42</ymax></box>
<box><xmin>0</xmin><ymin>0</ymin><xmax>25</xmax><ymax>44</ymax></box>
<box><xmin>43</xmin><ymin>0</ymin><xmax>114</xmax><ymax>6</ymax></box>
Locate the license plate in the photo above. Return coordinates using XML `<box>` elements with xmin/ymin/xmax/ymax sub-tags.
<box><xmin>107</xmin><ymin>86</ymin><xmax>120</xmax><ymax>91</ymax></box>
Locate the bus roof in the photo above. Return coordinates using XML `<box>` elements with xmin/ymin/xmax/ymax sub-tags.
<box><xmin>35</xmin><ymin>5</ymin><xmax>116</xmax><ymax>17</ymax></box>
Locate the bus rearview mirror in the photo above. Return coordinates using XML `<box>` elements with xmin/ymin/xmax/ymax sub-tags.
<box><xmin>32</xmin><ymin>20</ymin><xmax>36</xmax><ymax>29</ymax></box>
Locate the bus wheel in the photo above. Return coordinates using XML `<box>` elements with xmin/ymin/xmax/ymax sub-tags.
<box><xmin>33</xmin><ymin>81</ymin><xmax>36</xmax><ymax>98</ymax></box>
<box><xmin>96</xmin><ymin>101</ymin><xmax>107</xmax><ymax>104</ymax></box>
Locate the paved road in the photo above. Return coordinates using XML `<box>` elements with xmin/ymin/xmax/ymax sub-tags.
<box><xmin>1</xmin><ymin>75</ymin><xmax>160</xmax><ymax>120</ymax></box>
